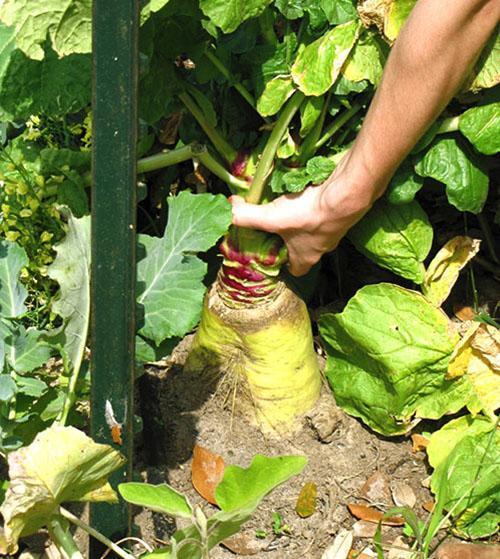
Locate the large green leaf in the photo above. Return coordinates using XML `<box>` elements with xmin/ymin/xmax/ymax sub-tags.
<box><xmin>319</xmin><ymin>283</ymin><xmax>458</xmax><ymax>435</ymax></box>
<box><xmin>119</xmin><ymin>483</ymin><xmax>192</xmax><ymax>519</ymax></box>
<box><xmin>430</xmin><ymin>419</ymin><xmax>499</xmax><ymax>539</ymax></box>
<box><xmin>459</xmin><ymin>102</ymin><xmax>500</xmax><ymax>155</ymax></box>
<box><xmin>215</xmin><ymin>454</ymin><xmax>307</xmax><ymax>512</ymax></box>
<box><xmin>5</xmin><ymin>326</ymin><xmax>51</xmax><ymax>374</ymax></box>
<box><xmin>0</xmin><ymin>241</ymin><xmax>28</xmax><ymax>319</ymax></box>
<box><xmin>257</xmin><ymin>76</ymin><xmax>295</xmax><ymax>117</ymax></box>
<box><xmin>0</xmin><ymin>0</ymin><xmax>91</xmax><ymax>60</ymax></box>
<box><xmin>467</xmin><ymin>32</ymin><xmax>500</xmax><ymax>92</ymax></box>
<box><xmin>0</xmin><ymin>28</ymin><xmax>91</xmax><ymax>121</ymax></box>
<box><xmin>415</xmin><ymin>137</ymin><xmax>489</xmax><ymax>214</ymax></box>
<box><xmin>347</xmin><ymin>199</ymin><xmax>433</xmax><ymax>284</ymax></box>
<box><xmin>385</xmin><ymin>160</ymin><xmax>424</xmax><ymax>204</ymax></box>
<box><xmin>47</xmin><ymin>212</ymin><xmax>90</xmax><ymax>368</ymax></box>
<box><xmin>0</xmin><ymin>425</ymin><xmax>124</xmax><ymax>553</ymax></box>
<box><xmin>292</xmin><ymin>20</ymin><xmax>360</xmax><ymax>96</ymax></box>
<box><xmin>137</xmin><ymin>192</ymin><xmax>231</xmax><ymax>345</ymax></box>
<box><xmin>343</xmin><ymin>30</ymin><xmax>387</xmax><ymax>85</ymax></box>
<box><xmin>199</xmin><ymin>0</ymin><xmax>272</xmax><ymax>33</ymax></box>
<box><xmin>321</xmin><ymin>0</ymin><xmax>357</xmax><ymax>25</ymax></box>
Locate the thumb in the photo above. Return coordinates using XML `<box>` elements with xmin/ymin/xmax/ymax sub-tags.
<box><xmin>230</xmin><ymin>196</ymin><xmax>276</xmax><ymax>233</ymax></box>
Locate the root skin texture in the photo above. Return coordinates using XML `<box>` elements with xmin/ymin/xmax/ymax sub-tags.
<box><xmin>186</xmin><ymin>278</ymin><xmax>321</xmax><ymax>433</ymax></box>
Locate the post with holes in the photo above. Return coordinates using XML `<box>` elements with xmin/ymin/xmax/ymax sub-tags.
<box><xmin>90</xmin><ymin>0</ymin><xmax>138</xmax><ymax>554</ymax></box>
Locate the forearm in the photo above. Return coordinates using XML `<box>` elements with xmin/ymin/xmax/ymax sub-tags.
<box><xmin>337</xmin><ymin>0</ymin><xmax>499</xmax><ymax>204</ymax></box>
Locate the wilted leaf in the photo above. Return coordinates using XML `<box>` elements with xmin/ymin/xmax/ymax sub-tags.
<box><xmin>292</xmin><ymin>20</ymin><xmax>360</xmax><ymax>96</ymax></box>
<box><xmin>319</xmin><ymin>283</ymin><xmax>459</xmax><ymax>435</ymax></box>
<box><xmin>357</xmin><ymin>0</ymin><xmax>416</xmax><ymax>42</ymax></box>
<box><xmin>321</xmin><ymin>529</ymin><xmax>353</xmax><ymax>559</ymax></box>
<box><xmin>137</xmin><ymin>192</ymin><xmax>232</xmax><ymax>345</ymax></box>
<box><xmin>295</xmin><ymin>481</ymin><xmax>317</xmax><ymax>518</ymax></box>
<box><xmin>423</xmin><ymin>236</ymin><xmax>481</xmax><ymax>307</ymax></box>
<box><xmin>159</xmin><ymin>111</ymin><xmax>182</xmax><ymax>145</ymax></box>
<box><xmin>411</xmin><ymin>433</ymin><xmax>429</xmax><ymax>452</ymax></box>
<box><xmin>118</xmin><ymin>482</ymin><xmax>192</xmax><ymax>519</ymax></box>
<box><xmin>415</xmin><ymin>138</ymin><xmax>489</xmax><ymax>214</ymax></box>
<box><xmin>0</xmin><ymin>425</ymin><xmax>124</xmax><ymax>553</ymax></box>
<box><xmin>257</xmin><ymin>76</ymin><xmax>295</xmax><ymax>117</ymax></box>
<box><xmin>348</xmin><ymin>199</ymin><xmax>433</xmax><ymax>284</ymax></box>
<box><xmin>191</xmin><ymin>444</ymin><xmax>225</xmax><ymax>505</ymax></box>
<box><xmin>459</xmin><ymin>102</ymin><xmax>500</xmax><ymax>155</ymax></box>
<box><xmin>453</xmin><ymin>304</ymin><xmax>476</xmax><ymax>322</ymax></box>
<box><xmin>422</xmin><ymin>501</ymin><xmax>434</xmax><ymax>513</ymax></box>
<box><xmin>347</xmin><ymin>504</ymin><xmax>404</xmax><ymax>526</ymax></box>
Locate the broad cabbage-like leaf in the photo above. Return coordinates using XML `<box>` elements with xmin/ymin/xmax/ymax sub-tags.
<box><xmin>199</xmin><ymin>0</ymin><xmax>272</xmax><ymax>33</ymax></box>
<box><xmin>459</xmin><ymin>102</ymin><xmax>500</xmax><ymax>155</ymax></box>
<box><xmin>322</xmin><ymin>0</ymin><xmax>358</xmax><ymax>25</ymax></box>
<box><xmin>466</xmin><ymin>32</ymin><xmax>500</xmax><ymax>92</ymax></box>
<box><xmin>300</xmin><ymin>97</ymin><xmax>324</xmax><ymax>137</ymax></box>
<box><xmin>429</xmin><ymin>417</ymin><xmax>499</xmax><ymax>539</ymax></box>
<box><xmin>292</xmin><ymin>20</ymin><xmax>360</xmax><ymax>96</ymax></box>
<box><xmin>0</xmin><ymin>241</ymin><xmax>28</xmax><ymax>319</ymax></box>
<box><xmin>357</xmin><ymin>0</ymin><xmax>416</xmax><ymax>42</ymax></box>
<box><xmin>385</xmin><ymin>160</ymin><xmax>424</xmax><ymax>204</ymax></box>
<box><xmin>257</xmin><ymin>76</ymin><xmax>295</xmax><ymax>117</ymax></box>
<box><xmin>415</xmin><ymin>137</ymin><xmax>489</xmax><ymax>214</ymax></box>
<box><xmin>0</xmin><ymin>0</ymin><xmax>91</xmax><ymax>60</ymax></box>
<box><xmin>47</xmin><ymin>212</ymin><xmax>90</xmax><ymax>368</ymax></box>
<box><xmin>137</xmin><ymin>192</ymin><xmax>231</xmax><ymax>345</ymax></box>
<box><xmin>4</xmin><ymin>326</ymin><xmax>51</xmax><ymax>374</ymax></box>
<box><xmin>343</xmin><ymin>30</ymin><xmax>387</xmax><ymax>85</ymax></box>
<box><xmin>0</xmin><ymin>425</ymin><xmax>124</xmax><ymax>554</ymax></box>
<box><xmin>347</xmin><ymin>199</ymin><xmax>433</xmax><ymax>283</ymax></box>
<box><xmin>319</xmin><ymin>283</ymin><xmax>458</xmax><ymax>435</ymax></box>
<box><xmin>423</xmin><ymin>236</ymin><xmax>481</xmax><ymax>306</ymax></box>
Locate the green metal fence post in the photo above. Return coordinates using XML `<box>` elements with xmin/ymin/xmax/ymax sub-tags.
<box><xmin>90</xmin><ymin>0</ymin><xmax>138</xmax><ymax>554</ymax></box>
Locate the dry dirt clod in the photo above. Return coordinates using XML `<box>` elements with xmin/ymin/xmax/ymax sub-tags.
<box><xmin>391</xmin><ymin>481</ymin><xmax>416</xmax><ymax>509</ymax></box>
<box><xmin>436</xmin><ymin>543</ymin><xmax>500</xmax><ymax>559</ymax></box>
<box><xmin>387</xmin><ymin>536</ymin><xmax>412</xmax><ymax>559</ymax></box>
<box><xmin>360</xmin><ymin>471</ymin><xmax>392</xmax><ymax>505</ymax></box>
<box><xmin>306</xmin><ymin>398</ymin><xmax>343</xmax><ymax>443</ymax></box>
<box><xmin>352</xmin><ymin>520</ymin><xmax>378</xmax><ymax>538</ymax></box>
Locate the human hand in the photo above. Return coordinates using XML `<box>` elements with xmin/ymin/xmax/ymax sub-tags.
<box><xmin>231</xmin><ymin>162</ymin><xmax>377</xmax><ymax>276</ymax></box>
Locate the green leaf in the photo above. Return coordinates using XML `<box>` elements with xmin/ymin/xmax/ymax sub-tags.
<box><xmin>137</xmin><ymin>192</ymin><xmax>231</xmax><ymax>345</ymax></box>
<box><xmin>215</xmin><ymin>454</ymin><xmax>307</xmax><ymax>512</ymax></box>
<box><xmin>343</xmin><ymin>30</ymin><xmax>387</xmax><ymax>85</ymax></box>
<box><xmin>319</xmin><ymin>283</ymin><xmax>458</xmax><ymax>435</ymax></box>
<box><xmin>119</xmin><ymin>483</ymin><xmax>192</xmax><ymax>519</ymax></box>
<box><xmin>5</xmin><ymin>326</ymin><xmax>51</xmax><ymax>374</ymax></box>
<box><xmin>200</xmin><ymin>0</ymin><xmax>272</xmax><ymax>33</ymax></box>
<box><xmin>300</xmin><ymin>96</ymin><xmax>324</xmax><ymax>137</ymax></box>
<box><xmin>278</xmin><ymin>156</ymin><xmax>335</xmax><ymax>193</ymax></box>
<box><xmin>40</xmin><ymin>148</ymin><xmax>91</xmax><ymax>175</ymax></box>
<box><xmin>257</xmin><ymin>76</ymin><xmax>295</xmax><ymax>117</ymax></box>
<box><xmin>385</xmin><ymin>160</ymin><xmax>424</xmax><ymax>204</ymax></box>
<box><xmin>347</xmin><ymin>199</ymin><xmax>433</xmax><ymax>283</ymax></box>
<box><xmin>135</xmin><ymin>335</ymin><xmax>178</xmax><ymax>364</ymax></box>
<box><xmin>0</xmin><ymin>425</ymin><xmax>124</xmax><ymax>553</ymax></box>
<box><xmin>47</xmin><ymin>211</ymin><xmax>90</xmax><ymax>368</ymax></box>
<box><xmin>13</xmin><ymin>375</ymin><xmax>48</xmax><ymax>398</ymax></box>
<box><xmin>415</xmin><ymin>137</ymin><xmax>489</xmax><ymax>214</ymax></box>
<box><xmin>321</xmin><ymin>0</ymin><xmax>357</xmax><ymax>25</ymax></box>
<box><xmin>0</xmin><ymin>374</ymin><xmax>17</xmax><ymax>401</ymax></box>
<box><xmin>0</xmin><ymin>0</ymin><xmax>91</xmax><ymax>60</ymax></box>
<box><xmin>467</xmin><ymin>32</ymin><xmax>500</xmax><ymax>92</ymax></box>
<box><xmin>384</xmin><ymin>0</ymin><xmax>416</xmax><ymax>42</ymax></box>
<box><xmin>56</xmin><ymin>175</ymin><xmax>89</xmax><ymax>218</ymax></box>
<box><xmin>459</xmin><ymin>102</ymin><xmax>500</xmax><ymax>155</ymax></box>
<box><xmin>292</xmin><ymin>20</ymin><xmax>360</xmax><ymax>96</ymax></box>
<box><xmin>427</xmin><ymin>415</ymin><xmax>495</xmax><ymax>470</ymax></box>
<box><xmin>430</xmin><ymin>424</ymin><xmax>499</xmax><ymax>539</ymax></box>
<box><xmin>0</xmin><ymin>241</ymin><xmax>28</xmax><ymax>319</ymax></box>
<box><xmin>274</xmin><ymin>0</ymin><xmax>306</xmax><ymax>20</ymax></box>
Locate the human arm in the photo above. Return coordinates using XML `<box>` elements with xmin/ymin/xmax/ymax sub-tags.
<box><xmin>231</xmin><ymin>0</ymin><xmax>500</xmax><ymax>276</ymax></box>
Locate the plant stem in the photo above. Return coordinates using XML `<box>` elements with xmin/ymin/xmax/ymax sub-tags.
<box><xmin>247</xmin><ymin>91</ymin><xmax>305</xmax><ymax>204</ymax></box>
<box><xmin>48</xmin><ymin>516</ymin><xmax>84</xmax><ymax>559</ymax></box>
<box><xmin>60</xmin><ymin>507</ymin><xmax>136</xmax><ymax>559</ymax></box>
<box><xmin>137</xmin><ymin>143</ymin><xmax>248</xmax><ymax>194</ymax></box>
<box><xmin>178</xmin><ymin>91</ymin><xmax>237</xmax><ymax>164</ymax></box>
<box><xmin>477</xmin><ymin>213</ymin><xmax>499</xmax><ymax>264</ymax></box>
<box><xmin>437</xmin><ymin>116</ymin><xmax>460</xmax><ymax>134</ymax></box>
<box><xmin>315</xmin><ymin>101</ymin><xmax>364</xmax><ymax>150</ymax></box>
<box><xmin>204</xmin><ymin>49</ymin><xmax>257</xmax><ymax>111</ymax></box>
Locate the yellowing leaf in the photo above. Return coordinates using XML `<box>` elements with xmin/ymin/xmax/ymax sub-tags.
<box><xmin>447</xmin><ymin>323</ymin><xmax>500</xmax><ymax>418</ymax></box>
<box><xmin>0</xmin><ymin>425</ymin><xmax>124</xmax><ymax>553</ymax></box>
<box><xmin>423</xmin><ymin>236</ymin><xmax>481</xmax><ymax>306</ymax></box>
<box><xmin>295</xmin><ymin>481</ymin><xmax>317</xmax><ymax>518</ymax></box>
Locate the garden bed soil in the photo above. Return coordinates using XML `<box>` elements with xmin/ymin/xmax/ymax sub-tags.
<box><xmin>134</xmin><ymin>334</ymin><xmax>436</xmax><ymax>559</ymax></box>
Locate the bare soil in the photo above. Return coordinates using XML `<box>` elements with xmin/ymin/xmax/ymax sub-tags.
<box><xmin>134</xmin><ymin>334</ymin><xmax>435</xmax><ymax>558</ymax></box>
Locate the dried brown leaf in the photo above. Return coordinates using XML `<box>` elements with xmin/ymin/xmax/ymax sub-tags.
<box><xmin>360</xmin><ymin>471</ymin><xmax>392</xmax><ymax>505</ymax></box>
<box><xmin>221</xmin><ymin>533</ymin><xmax>265</xmax><ymax>555</ymax></box>
<box><xmin>391</xmin><ymin>482</ymin><xmax>416</xmax><ymax>509</ymax></box>
<box><xmin>411</xmin><ymin>434</ymin><xmax>429</xmax><ymax>452</ymax></box>
<box><xmin>348</xmin><ymin>504</ymin><xmax>404</xmax><ymax>526</ymax></box>
<box><xmin>191</xmin><ymin>444</ymin><xmax>225</xmax><ymax>505</ymax></box>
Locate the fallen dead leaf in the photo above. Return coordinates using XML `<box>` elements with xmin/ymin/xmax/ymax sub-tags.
<box><xmin>352</xmin><ymin>520</ymin><xmax>378</xmax><ymax>538</ymax></box>
<box><xmin>471</xmin><ymin>323</ymin><xmax>500</xmax><ymax>370</ymax></box>
<box><xmin>159</xmin><ymin>112</ymin><xmax>182</xmax><ymax>145</ymax></box>
<box><xmin>387</xmin><ymin>536</ymin><xmax>413</xmax><ymax>559</ymax></box>
<box><xmin>221</xmin><ymin>533</ymin><xmax>266</xmax><ymax>556</ymax></box>
<box><xmin>296</xmin><ymin>481</ymin><xmax>318</xmax><ymax>518</ymax></box>
<box><xmin>191</xmin><ymin>444</ymin><xmax>225</xmax><ymax>505</ymax></box>
<box><xmin>348</xmin><ymin>504</ymin><xmax>405</xmax><ymax>526</ymax></box>
<box><xmin>411</xmin><ymin>433</ymin><xmax>429</xmax><ymax>452</ymax></box>
<box><xmin>349</xmin><ymin>548</ymin><xmax>377</xmax><ymax>559</ymax></box>
<box><xmin>422</xmin><ymin>500</ymin><xmax>435</xmax><ymax>513</ymax></box>
<box><xmin>436</xmin><ymin>543</ymin><xmax>500</xmax><ymax>559</ymax></box>
<box><xmin>360</xmin><ymin>471</ymin><xmax>392</xmax><ymax>505</ymax></box>
<box><xmin>391</xmin><ymin>481</ymin><xmax>416</xmax><ymax>509</ymax></box>
<box><xmin>321</xmin><ymin>529</ymin><xmax>352</xmax><ymax>559</ymax></box>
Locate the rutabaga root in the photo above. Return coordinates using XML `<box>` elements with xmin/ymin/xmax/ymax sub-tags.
<box><xmin>185</xmin><ymin>280</ymin><xmax>321</xmax><ymax>433</ymax></box>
